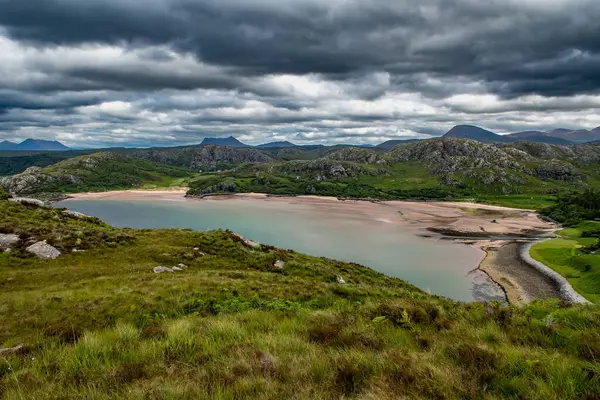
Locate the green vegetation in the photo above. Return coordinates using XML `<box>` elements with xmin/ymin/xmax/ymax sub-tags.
<box><xmin>476</xmin><ymin>194</ymin><xmax>558</xmax><ymax>210</ymax></box>
<box><xmin>541</xmin><ymin>190</ymin><xmax>600</xmax><ymax>226</ymax></box>
<box><xmin>0</xmin><ymin>152</ymin><xmax>195</xmax><ymax>196</ymax></box>
<box><xmin>1</xmin><ymin>199</ymin><xmax>600</xmax><ymax>398</ymax></box>
<box><xmin>2</xmin><ymin>139</ymin><xmax>600</xmax><ymax>209</ymax></box>
<box><xmin>531</xmin><ymin>221</ymin><xmax>600</xmax><ymax>303</ymax></box>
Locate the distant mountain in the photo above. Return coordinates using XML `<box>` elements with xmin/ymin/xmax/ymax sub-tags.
<box><xmin>443</xmin><ymin>125</ymin><xmax>509</xmax><ymax>143</ymax></box>
<box><xmin>546</xmin><ymin>128</ymin><xmax>573</xmax><ymax>136</ymax></box>
<box><xmin>508</xmin><ymin>127</ymin><xmax>600</xmax><ymax>144</ymax></box>
<box><xmin>375</xmin><ymin>139</ymin><xmax>423</xmax><ymax>150</ymax></box>
<box><xmin>2</xmin><ymin>139</ymin><xmax>71</xmax><ymax>151</ymax></box>
<box><xmin>257</xmin><ymin>141</ymin><xmax>296</xmax><ymax>148</ymax></box>
<box><xmin>505</xmin><ymin>131</ymin><xmax>575</xmax><ymax>145</ymax></box>
<box><xmin>200</xmin><ymin>136</ymin><xmax>247</xmax><ymax>147</ymax></box>
<box><xmin>561</xmin><ymin>129</ymin><xmax>600</xmax><ymax>144</ymax></box>
<box><xmin>0</xmin><ymin>140</ymin><xmax>17</xmax><ymax>150</ymax></box>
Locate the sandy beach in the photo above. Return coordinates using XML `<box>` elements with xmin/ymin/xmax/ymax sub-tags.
<box><xmin>64</xmin><ymin>190</ymin><xmax>560</xmax><ymax>304</ymax></box>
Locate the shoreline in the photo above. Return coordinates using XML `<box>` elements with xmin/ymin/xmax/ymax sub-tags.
<box><xmin>59</xmin><ymin>190</ymin><xmax>569</xmax><ymax>304</ymax></box>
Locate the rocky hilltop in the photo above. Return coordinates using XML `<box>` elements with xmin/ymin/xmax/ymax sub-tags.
<box><xmin>0</xmin><ymin>152</ymin><xmax>189</xmax><ymax>195</ymax></box>
<box><xmin>130</xmin><ymin>145</ymin><xmax>275</xmax><ymax>171</ymax></box>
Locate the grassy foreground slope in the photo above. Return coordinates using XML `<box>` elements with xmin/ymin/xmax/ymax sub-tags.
<box><xmin>1</xmin><ymin>200</ymin><xmax>600</xmax><ymax>399</ymax></box>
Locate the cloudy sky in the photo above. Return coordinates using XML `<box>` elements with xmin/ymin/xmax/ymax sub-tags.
<box><xmin>1</xmin><ymin>0</ymin><xmax>600</xmax><ymax>148</ymax></box>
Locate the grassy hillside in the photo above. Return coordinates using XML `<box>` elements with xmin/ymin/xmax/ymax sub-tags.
<box><xmin>0</xmin><ymin>152</ymin><xmax>194</xmax><ymax>195</ymax></box>
<box><xmin>2</xmin><ymin>139</ymin><xmax>600</xmax><ymax>210</ymax></box>
<box><xmin>1</xmin><ymin>200</ymin><xmax>600</xmax><ymax>398</ymax></box>
<box><xmin>187</xmin><ymin>140</ymin><xmax>600</xmax><ymax>207</ymax></box>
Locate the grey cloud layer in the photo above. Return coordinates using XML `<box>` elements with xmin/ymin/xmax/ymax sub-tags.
<box><xmin>0</xmin><ymin>0</ymin><xmax>600</xmax><ymax>147</ymax></box>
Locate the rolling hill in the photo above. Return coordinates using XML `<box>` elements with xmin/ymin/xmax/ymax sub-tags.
<box><xmin>0</xmin><ymin>152</ymin><xmax>192</xmax><ymax>195</ymax></box>
<box><xmin>257</xmin><ymin>141</ymin><xmax>296</xmax><ymax>148</ymax></box>
<box><xmin>187</xmin><ymin>139</ymin><xmax>600</xmax><ymax>203</ymax></box>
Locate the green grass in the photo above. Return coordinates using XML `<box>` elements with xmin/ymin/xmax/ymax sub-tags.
<box><xmin>476</xmin><ymin>194</ymin><xmax>558</xmax><ymax>210</ymax></box>
<box><xmin>531</xmin><ymin>222</ymin><xmax>600</xmax><ymax>303</ymax></box>
<box><xmin>1</xmin><ymin>199</ymin><xmax>600</xmax><ymax>398</ymax></box>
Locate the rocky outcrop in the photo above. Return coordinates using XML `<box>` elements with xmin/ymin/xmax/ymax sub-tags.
<box><xmin>8</xmin><ymin>197</ymin><xmax>46</xmax><ymax>207</ymax></box>
<box><xmin>0</xmin><ymin>233</ymin><xmax>19</xmax><ymax>250</ymax></box>
<box><xmin>190</xmin><ymin>146</ymin><xmax>274</xmax><ymax>170</ymax></box>
<box><xmin>26</xmin><ymin>240</ymin><xmax>61</xmax><ymax>259</ymax></box>
<box><xmin>262</xmin><ymin>159</ymin><xmax>366</xmax><ymax>181</ymax></box>
<box><xmin>325</xmin><ymin>148</ymin><xmax>382</xmax><ymax>164</ymax></box>
<box><xmin>63</xmin><ymin>209</ymin><xmax>89</xmax><ymax>218</ymax></box>
<box><xmin>535</xmin><ymin>161</ymin><xmax>581</xmax><ymax>181</ymax></box>
<box><xmin>0</xmin><ymin>167</ymin><xmax>79</xmax><ymax>195</ymax></box>
<box><xmin>231</xmin><ymin>232</ymin><xmax>260</xmax><ymax>248</ymax></box>
<box><xmin>389</xmin><ymin>139</ymin><xmax>526</xmax><ymax>174</ymax></box>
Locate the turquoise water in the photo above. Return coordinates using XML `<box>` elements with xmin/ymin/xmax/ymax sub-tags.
<box><xmin>56</xmin><ymin>196</ymin><xmax>505</xmax><ymax>302</ymax></box>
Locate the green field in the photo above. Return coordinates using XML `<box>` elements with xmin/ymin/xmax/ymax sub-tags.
<box><xmin>1</xmin><ymin>199</ymin><xmax>600</xmax><ymax>398</ymax></box>
<box><xmin>530</xmin><ymin>221</ymin><xmax>600</xmax><ymax>304</ymax></box>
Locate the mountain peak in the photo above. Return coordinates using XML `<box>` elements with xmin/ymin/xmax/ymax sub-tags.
<box><xmin>200</xmin><ymin>136</ymin><xmax>248</xmax><ymax>147</ymax></box>
<box><xmin>443</xmin><ymin>125</ymin><xmax>508</xmax><ymax>143</ymax></box>
<box><xmin>257</xmin><ymin>141</ymin><xmax>296</xmax><ymax>148</ymax></box>
<box><xmin>0</xmin><ymin>139</ymin><xmax>70</xmax><ymax>151</ymax></box>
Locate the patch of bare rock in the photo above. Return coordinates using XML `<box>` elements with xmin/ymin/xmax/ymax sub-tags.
<box><xmin>26</xmin><ymin>240</ymin><xmax>61</xmax><ymax>259</ymax></box>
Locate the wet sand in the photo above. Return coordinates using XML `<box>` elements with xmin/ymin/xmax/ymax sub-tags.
<box><xmin>67</xmin><ymin>190</ymin><xmax>561</xmax><ymax>304</ymax></box>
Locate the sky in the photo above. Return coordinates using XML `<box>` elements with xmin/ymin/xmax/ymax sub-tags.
<box><xmin>1</xmin><ymin>0</ymin><xmax>600</xmax><ymax>148</ymax></box>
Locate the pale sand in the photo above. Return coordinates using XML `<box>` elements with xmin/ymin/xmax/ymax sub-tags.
<box><xmin>63</xmin><ymin>190</ymin><xmax>559</xmax><ymax>304</ymax></box>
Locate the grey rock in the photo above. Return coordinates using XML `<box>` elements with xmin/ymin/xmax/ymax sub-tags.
<box><xmin>274</xmin><ymin>260</ymin><xmax>285</xmax><ymax>269</ymax></box>
<box><xmin>231</xmin><ymin>233</ymin><xmax>260</xmax><ymax>248</ymax></box>
<box><xmin>0</xmin><ymin>344</ymin><xmax>24</xmax><ymax>355</ymax></box>
<box><xmin>153</xmin><ymin>266</ymin><xmax>174</xmax><ymax>273</ymax></box>
<box><xmin>9</xmin><ymin>197</ymin><xmax>45</xmax><ymax>207</ymax></box>
<box><xmin>178</xmin><ymin>263</ymin><xmax>188</xmax><ymax>268</ymax></box>
<box><xmin>172</xmin><ymin>266</ymin><xmax>183</xmax><ymax>271</ymax></box>
<box><xmin>26</xmin><ymin>241</ymin><xmax>61</xmax><ymax>259</ymax></box>
<box><xmin>63</xmin><ymin>209</ymin><xmax>89</xmax><ymax>218</ymax></box>
<box><xmin>336</xmin><ymin>275</ymin><xmax>346</xmax><ymax>284</ymax></box>
<box><xmin>325</xmin><ymin>148</ymin><xmax>382</xmax><ymax>164</ymax></box>
<box><xmin>0</xmin><ymin>233</ymin><xmax>20</xmax><ymax>249</ymax></box>
<box><xmin>190</xmin><ymin>146</ymin><xmax>274</xmax><ymax>170</ymax></box>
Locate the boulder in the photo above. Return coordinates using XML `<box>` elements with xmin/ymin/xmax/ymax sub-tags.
<box><xmin>9</xmin><ymin>197</ymin><xmax>45</xmax><ymax>207</ymax></box>
<box><xmin>0</xmin><ymin>233</ymin><xmax>20</xmax><ymax>249</ymax></box>
<box><xmin>63</xmin><ymin>210</ymin><xmax>89</xmax><ymax>218</ymax></box>
<box><xmin>153</xmin><ymin>266</ymin><xmax>173</xmax><ymax>273</ymax></box>
<box><xmin>26</xmin><ymin>241</ymin><xmax>61</xmax><ymax>259</ymax></box>
<box><xmin>231</xmin><ymin>233</ymin><xmax>260</xmax><ymax>249</ymax></box>
<box><xmin>274</xmin><ymin>260</ymin><xmax>285</xmax><ymax>269</ymax></box>
<box><xmin>336</xmin><ymin>275</ymin><xmax>346</xmax><ymax>284</ymax></box>
<box><xmin>0</xmin><ymin>344</ymin><xmax>24</xmax><ymax>355</ymax></box>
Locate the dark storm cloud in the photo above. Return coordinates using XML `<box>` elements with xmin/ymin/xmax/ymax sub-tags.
<box><xmin>1</xmin><ymin>0</ymin><xmax>600</xmax><ymax>147</ymax></box>
<box><xmin>2</xmin><ymin>0</ymin><xmax>600</xmax><ymax>98</ymax></box>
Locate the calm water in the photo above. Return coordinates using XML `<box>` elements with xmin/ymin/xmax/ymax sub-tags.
<box><xmin>56</xmin><ymin>196</ymin><xmax>505</xmax><ymax>302</ymax></box>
